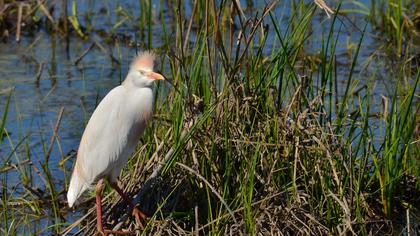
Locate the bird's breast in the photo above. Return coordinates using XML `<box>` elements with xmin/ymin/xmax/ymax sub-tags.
<box><xmin>125</xmin><ymin>89</ymin><xmax>154</xmax><ymax>147</ymax></box>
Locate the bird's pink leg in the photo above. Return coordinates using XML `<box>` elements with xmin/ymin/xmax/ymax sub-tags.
<box><xmin>96</xmin><ymin>180</ymin><xmax>135</xmax><ymax>236</ymax></box>
<box><xmin>109</xmin><ymin>181</ymin><xmax>147</xmax><ymax>229</ymax></box>
<box><xmin>95</xmin><ymin>179</ymin><xmax>105</xmax><ymax>235</ymax></box>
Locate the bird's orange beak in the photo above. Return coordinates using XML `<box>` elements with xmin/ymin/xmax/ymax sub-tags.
<box><xmin>147</xmin><ymin>71</ymin><xmax>165</xmax><ymax>81</ymax></box>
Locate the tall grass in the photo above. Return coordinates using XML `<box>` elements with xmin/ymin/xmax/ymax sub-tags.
<box><xmin>0</xmin><ymin>94</ymin><xmax>67</xmax><ymax>235</ymax></box>
<box><xmin>346</xmin><ymin>0</ymin><xmax>419</xmax><ymax>57</ymax></box>
<box><xmin>374</xmin><ymin>71</ymin><xmax>419</xmax><ymax>217</ymax></box>
<box><xmin>0</xmin><ymin>0</ymin><xmax>419</xmax><ymax>235</ymax></box>
<box><xmin>77</xmin><ymin>1</ymin><xmax>419</xmax><ymax>235</ymax></box>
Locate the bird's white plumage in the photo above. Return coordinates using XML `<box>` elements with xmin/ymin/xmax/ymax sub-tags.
<box><xmin>80</xmin><ymin>86</ymin><xmax>153</xmax><ymax>181</ymax></box>
<box><xmin>67</xmin><ymin>53</ymin><xmax>160</xmax><ymax>207</ymax></box>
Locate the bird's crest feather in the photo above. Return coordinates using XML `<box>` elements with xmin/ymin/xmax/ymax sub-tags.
<box><xmin>130</xmin><ymin>51</ymin><xmax>156</xmax><ymax>71</ymax></box>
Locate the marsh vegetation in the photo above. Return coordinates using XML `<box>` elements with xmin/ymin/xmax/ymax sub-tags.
<box><xmin>0</xmin><ymin>0</ymin><xmax>419</xmax><ymax>235</ymax></box>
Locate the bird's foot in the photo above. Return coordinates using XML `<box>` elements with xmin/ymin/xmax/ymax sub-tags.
<box><xmin>132</xmin><ymin>207</ymin><xmax>148</xmax><ymax>229</ymax></box>
<box><xmin>96</xmin><ymin>230</ymin><xmax>107</xmax><ymax>236</ymax></box>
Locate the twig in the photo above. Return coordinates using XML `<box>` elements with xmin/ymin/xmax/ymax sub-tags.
<box><xmin>61</xmin><ymin>207</ymin><xmax>96</xmax><ymax>236</ymax></box>
<box><xmin>26</xmin><ymin>34</ymin><xmax>42</xmax><ymax>50</ymax></box>
<box><xmin>30</xmin><ymin>161</ymin><xmax>49</xmax><ymax>187</ymax></box>
<box><xmin>74</xmin><ymin>43</ymin><xmax>95</xmax><ymax>65</ymax></box>
<box><xmin>35</xmin><ymin>62</ymin><xmax>45</xmax><ymax>84</ymax></box>
<box><xmin>36</xmin><ymin>0</ymin><xmax>54</xmax><ymax>24</ymax></box>
<box><xmin>407</xmin><ymin>208</ymin><xmax>410</xmax><ymax>236</ymax></box>
<box><xmin>142</xmin><ymin>127</ymin><xmax>173</xmax><ymax>173</ymax></box>
<box><xmin>45</xmin><ymin>107</ymin><xmax>65</xmax><ymax>163</ymax></box>
<box><xmin>0</xmin><ymin>159</ymin><xmax>30</xmax><ymax>173</ymax></box>
<box><xmin>314</xmin><ymin>0</ymin><xmax>334</xmax><ymax>18</ymax></box>
<box><xmin>236</xmin><ymin>2</ymin><xmax>277</xmax><ymax>65</ymax></box>
<box><xmin>194</xmin><ymin>205</ymin><xmax>199</xmax><ymax>236</ymax></box>
<box><xmin>15</xmin><ymin>2</ymin><xmax>23</xmax><ymax>42</ymax></box>
<box><xmin>149</xmin><ymin>129</ymin><xmax>186</xmax><ymax>180</ymax></box>
<box><xmin>93</xmin><ymin>38</ymin><xmax>120</xmax><ymax>64</ymax></box>
<box><xmin>232</xmin><ymin>0</ymin><xmax>246</xmax><ymax>23</ymax></box>
<box><xmin>183</xmin><ymin>0</ymin><xmax>197</xmax><ymax>52</ymax></box>
<box><xmin>293</xmin><ymin>136</ymin><xmax>301</xmax><ymax>203</ymax></box>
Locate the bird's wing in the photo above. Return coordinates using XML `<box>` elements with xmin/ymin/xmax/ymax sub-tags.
<box><xmin>76</xmin><ymin>85</ymin><xmax>132</xmax><ymax>183</ymax></box>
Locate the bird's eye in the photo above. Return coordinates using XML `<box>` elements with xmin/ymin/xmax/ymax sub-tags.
<box><xmin>138</xmin><ymin>70</ymin><xmax>146</xmax><ymax>75</ymax></box>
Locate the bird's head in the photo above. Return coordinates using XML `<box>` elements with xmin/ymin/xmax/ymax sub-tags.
<box><xmin>125</xmin><ymin>51</ymin><xmax>165</xmax><ymax>88</ymax></box>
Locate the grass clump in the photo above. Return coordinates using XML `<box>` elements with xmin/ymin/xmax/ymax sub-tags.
<box><xmin>67</xmin><ymin>1</ymin><xmax>419</xmax><ymax>235</ymax></box>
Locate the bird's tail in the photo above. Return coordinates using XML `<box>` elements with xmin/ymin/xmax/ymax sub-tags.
<box><xmin>67</xmin><ymin>168</ymin><xmax>88</xmax><ymax>207</ymax></box>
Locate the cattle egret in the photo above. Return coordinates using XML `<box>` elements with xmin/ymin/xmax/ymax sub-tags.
<box><xmin>67</xmin><ymin>52</ymin><xmax>164</xmax><ymax>234</ymax></box>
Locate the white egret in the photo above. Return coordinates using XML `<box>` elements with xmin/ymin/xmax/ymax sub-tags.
<box><xmin>67</xmin><ymin>52</ymin><xmax>164</xmax><ymax>234</ymax></box>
